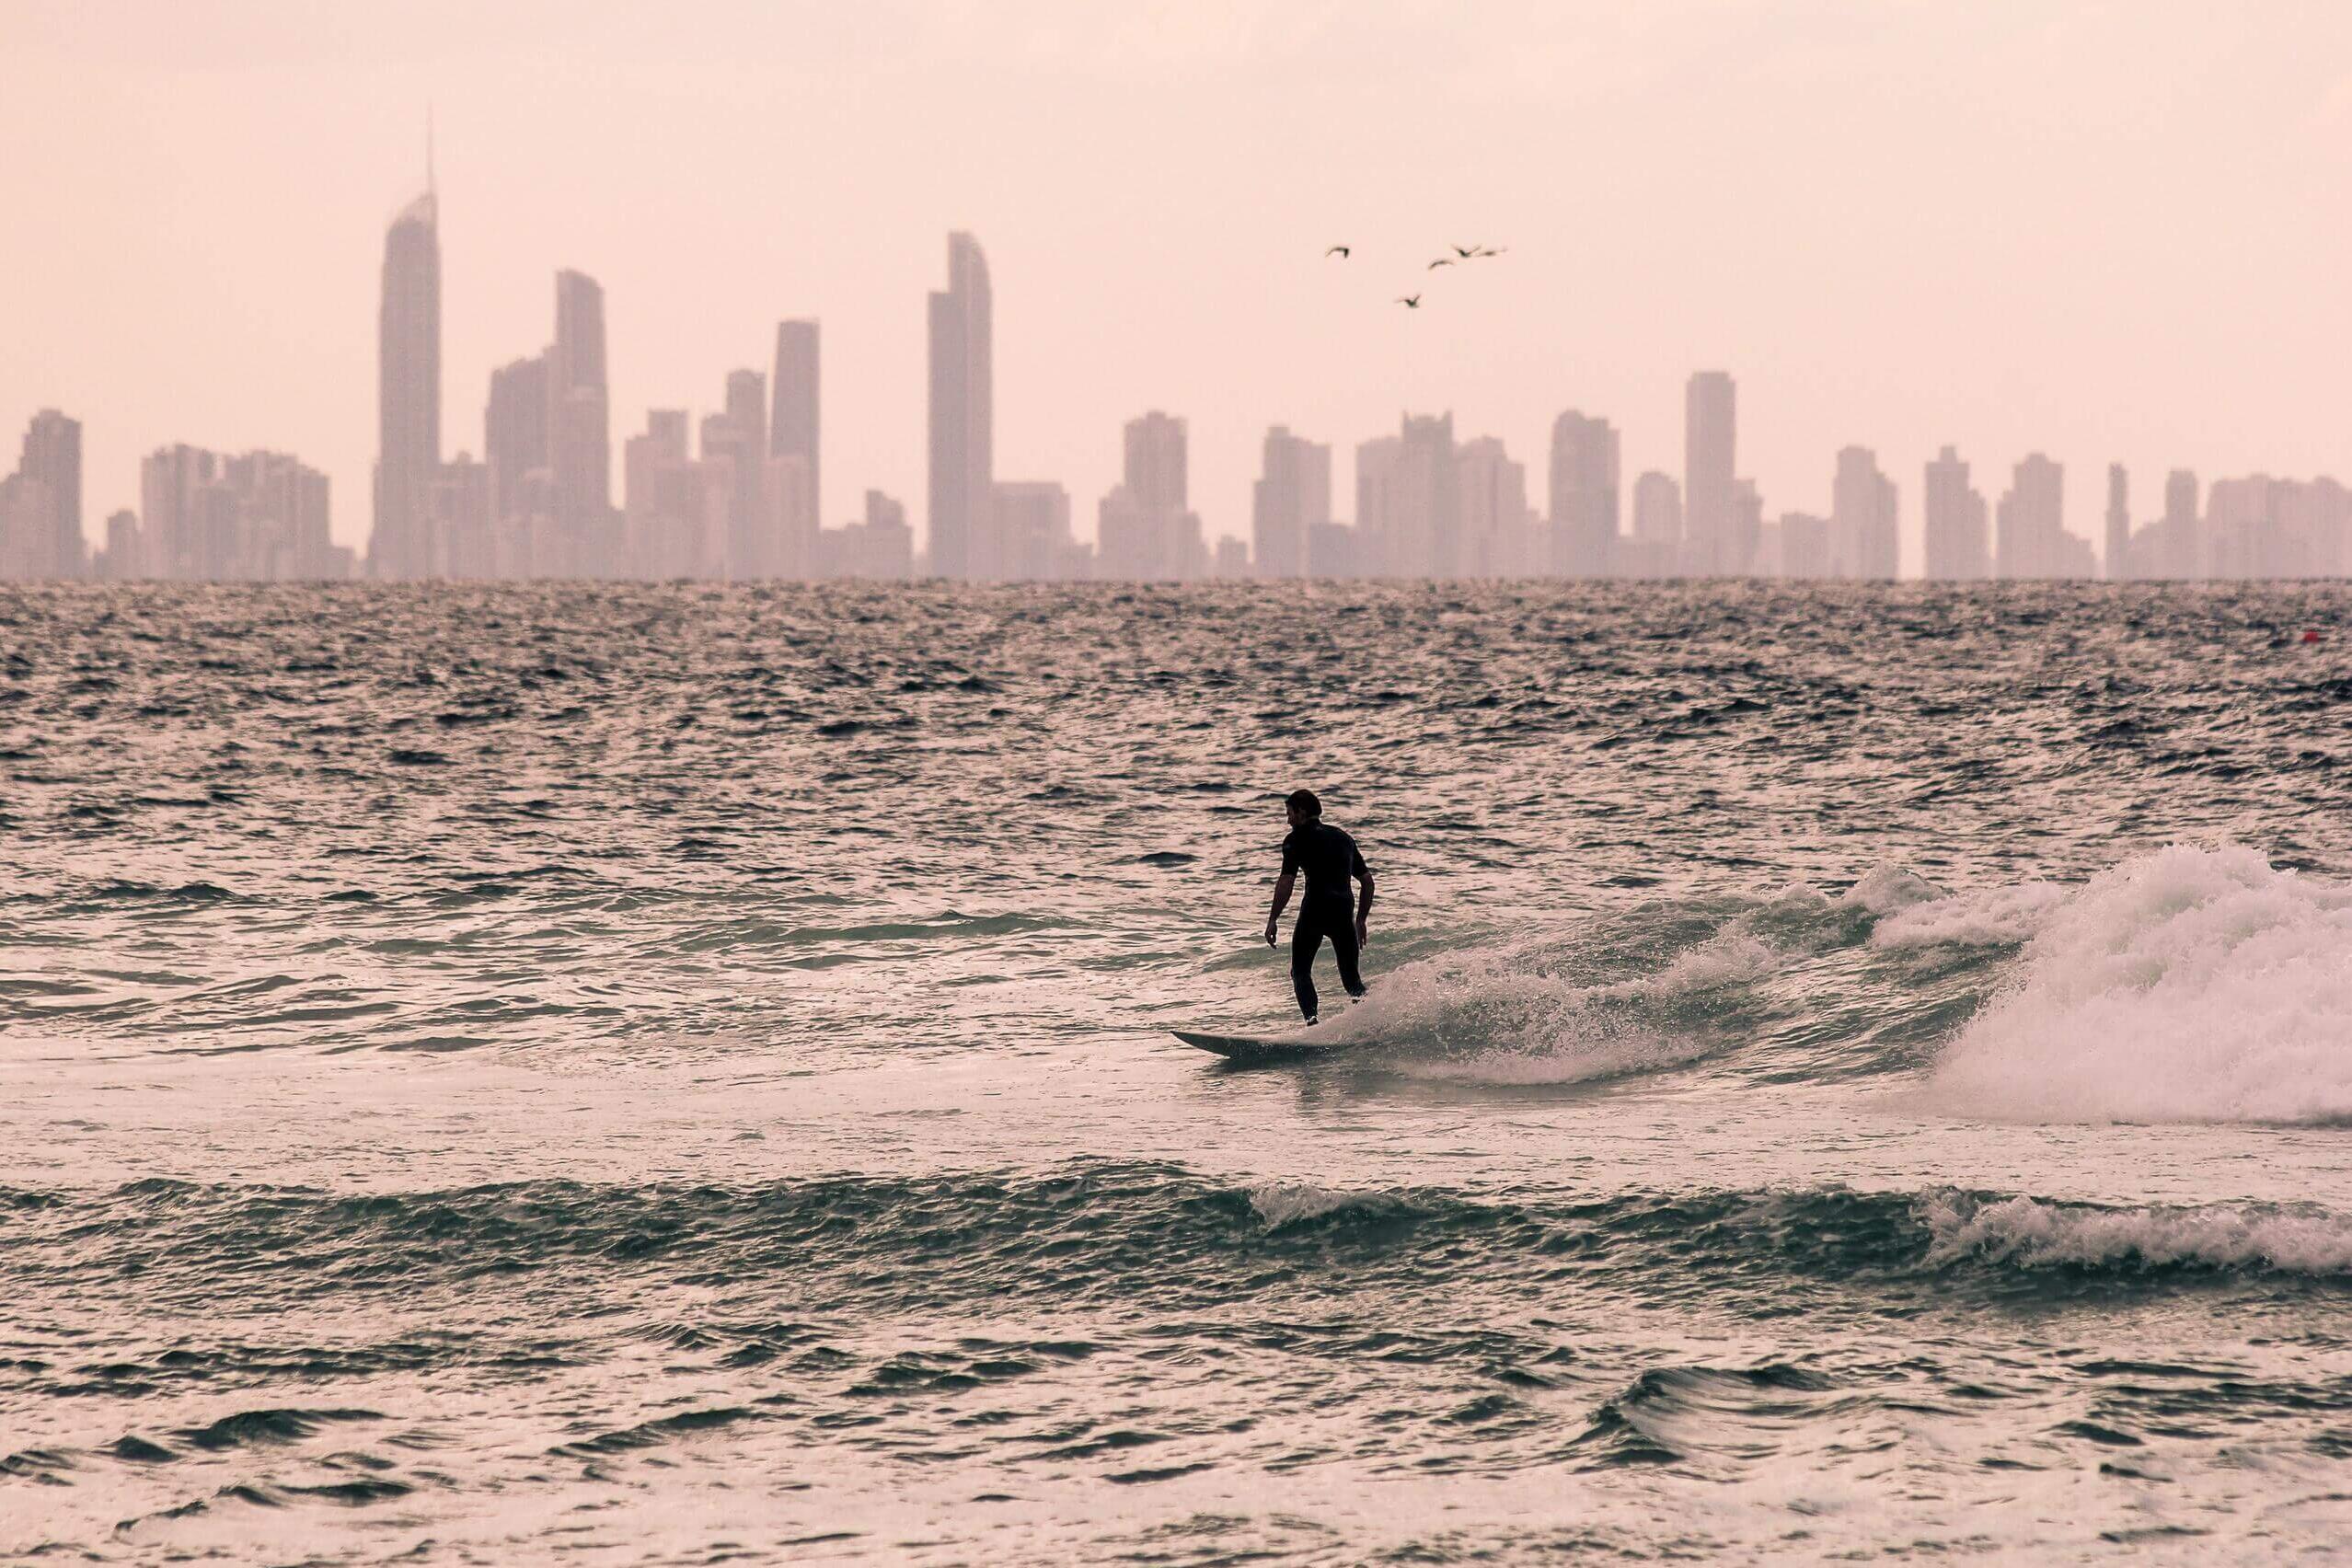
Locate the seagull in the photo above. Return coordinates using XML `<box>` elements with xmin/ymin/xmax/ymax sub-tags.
<box><xmin>1325</xmin><ymin>245</ymin><xmax>1351</xmax><ymax>259</ymax></box>
<box><xmin>1427</xmin><ymin>257</ymin><xmax>1455</xmax><ymax>270</ymax></box>
<box><xmin>1395</xmin><ymin>294</ymin><xmax>1422</xmax><ymax>308</ymax></box>
<box><xmin>1473</xmin><ymin>245</ymin><xmax>1509</xmax><ymax>258</ymax></box>
<box><xmin>1451</xmin><ymin>245</ymin><xmax>1479</xmax><ymax>258</ymax></box>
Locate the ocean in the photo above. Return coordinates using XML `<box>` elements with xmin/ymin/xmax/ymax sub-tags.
<box><xmin>4</xmin><ymin>579</ymin><xmax>2350</xmax><ymax>1563</ymax></box>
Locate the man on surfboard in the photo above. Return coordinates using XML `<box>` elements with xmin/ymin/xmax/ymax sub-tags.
<box><xmin>1264</xmin><ymin>789</ymin><xmax>1375</xmax><ymax>1023</ymax></box>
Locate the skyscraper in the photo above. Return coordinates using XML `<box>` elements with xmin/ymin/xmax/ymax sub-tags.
<box><xmin>2160</xmin><ymin>469</ymin><xmax>2202</xmax><ymax>580</ymax></box>
<box><xmin>1922</xmin><ymin>446</ymin><xmax>1989</xmax><ymax>581</ymax></box>
<box><xmin>485</xmin><ymin>353</ymin><xmax>550</xmax><ymax>576</ymax></box>
<box><xmin>927</xmin><ymin>233</ymin><xmax>993</xmax><ymax>580</ymax></box>
<box><xmin>771</xmin><ymin>320</ymin><xmax>819</xmax><ymax>526</ymax></box>
<box><xmin>1618</xmin><ymin>472</ymin><xmax>1680</xmax><ymax>579</ymax></box>
<box><xmin>1251</xmin><ymin>426</ymin><xmax>1331</xmax><ymax>580</ymax></box>
<box><xmin>722</xmin><ymin>368</ymin><xmax>769</xmax><ymax>577</ymax></box>
<box><xmin>1683</xmin><ymin>372</ymin><xmax>1737</xmax><ymax>575</ymax></box>
<box><xmin>1995</xmin><ymin>454</ymin><xmax>2090</xmax><ymax>578</ymax></box>
<box><xmin>1455</xmin><ymin>436</ymin><xmax>1533</xmax><ymax>578</ymax></box>
<box><xmin>1547</xmin><ymin>410</ymin><xmax>1620</xmax><ymax>578</ymax></box>
<box><xmin>1360</xmin><ymin>414</ymin><xmax>1457</xmax><ymax>578</ymax></box>
<box><xmin>1099</xmin><ymin>411</ymin><xmax>1204</xmax><ymax>581</ymax></box>
<box><xmin>548</xmin><ymin>270</ymin><xmax>612</xmax><ymax>577</ymax></box>
<box><xmin>2104</xmin><ymin>464</ymin><xmax>2131</xmax><ymax>582</ymax></box>
<box><xmin>370</xmin><ymin>180</ymin><xmax>441</xmax><ymax>580</ymax></box>
<box><xmin>1831</xmin><ymin>446</ymin><xmax>1898</xmax><ymax>578</ymax></box>
<box><xmin>10</xmin><ymin>409</ymin><xmax>83</xmax><ymax>578</ymax></box>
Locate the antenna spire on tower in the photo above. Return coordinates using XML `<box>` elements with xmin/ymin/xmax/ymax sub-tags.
<box><xmin>426</xmin><ymin>105</ymin><xmax>436</xmax><ymax>197</ymax></box>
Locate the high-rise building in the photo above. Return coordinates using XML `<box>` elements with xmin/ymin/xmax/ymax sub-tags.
<box><xmin>137</xmin><ymin>444</ymin><xmax>340</xmax><ymax>582</ymax></box>
<box><xmin>1358</xmin><ymin>414</ymin><xmax>1457</xmax><ymax>578</ymax></box>
<box><xmin>485</xmin><ymin>354</ymin><xmax>549</xmax><ymax>525</ymax></box>
<box><xmin>1547</xmin><ymin>410</ymin><xmax>1619</xmax><ymax>578</ymax></box>
<box><xmin>2104</xmin><ymin>465</ymin><xmax>2131</xmax><ymax>582</ymax></box>
<box><xmin>432</xmin><ymin>456</ymin><xmax>492</xmax><ymax>580</ymax></box>
<box><xmin>1683</xmin><ymin>372</ymin><xmax>1738</xmax><ymax>575</ymax></box>
<box><xmin>1251</xmin><ymin>426</ymin><xmax>1331</xmax><ymax>580</ymax></box>
<box><xmin>1099</xmin><ymin>411</ymin><xmax>1205</xmax><ymax>580</ymax></box>
<box><xmin>928</xmin><ymin>232</ymin><xmax>993</xmax><ymax>579</ymax></box>
<box><xmin>548</xmin><ymin>270</ymin><xmax>613</xmax><ymax>577</ymax></box>
<box><xmin>770</xmin><ymin>320</ymin><xmax>819</xmax><ymax>526</ymax></box>
<box><xmin>1620</xmin><ymin>472</ymin><xmax>1681</xmax><ymax>579</ymax></box>
<box><xmin>1922</xmin><ymin>446</ymin><xmax>1989</xmax><ymax>581</ymax></box>
<box><xmin>2158</xmin><ymin>469</ymin><xmax>2202</xmax><ymax>580</ymax></box>
<box><xmin>765</xmin><ymin>454</ymin><xmax>817</xmax><ymax>580</ymax></box>
<box><xmin>718</xmin><ymin>368</ymin><xmax>769</xmax><ymax>577</ymax></box>
<box><xmin>1456</xmin><ymin>436</ymin><xmax>1533</xmax><ymax>579</ymax></box>
<box><xmin>1995</xmin><ymin>454</ymin><xmax>2092</xmax><ymax>578</ymax></box>
<box><xmin>1213</xmin><ymin>537</ymin><xmax>1251</xmax><ymax>578</ymax></box>
<box><xmin>97</xmin><ymin>509</ymin><xmax>142</xmax><ymax>582</ymax></box>
<box><xmin>624</xmin><ymin>409</ymin><xmax>693</xmax><ymax>579</ymax></box>
<box><xmin>1831</xmin><ymin>446</ymin><xmax>1898</xmax><ymax>578</ymax></box>
<box><xmin>0</xmin><ymin>475</ymin><xmax>51</xmax><ymax>582</ymax></box>
<box><xmin>370</xmin><ymin>179</ymin><xmax>441</xmax><ymax>580</ymax></box>
<box><xmin>995</xmin><ymin>480</ymin><xmax>1075</xmax><ymax>581</ymax></box>
<box><xmin>10</xmin><ymin>409</ymin><xmax>85</xmax><ymax>578</ymax></box>
<box><xmin>1777</xmin><ymin>513</ymin><xmax>1832</xmax><ymax>579</ymax></box>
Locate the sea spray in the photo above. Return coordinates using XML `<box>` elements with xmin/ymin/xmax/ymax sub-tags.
<box><xmin>1924</xmin><ymin>845</ymin><xmax>2352</xmax><ymax>1124</ymax></box>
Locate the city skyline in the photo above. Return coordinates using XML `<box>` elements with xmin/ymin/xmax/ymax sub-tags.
<box><xmin>6</xmin><ymin>2</ymin><xmax>2346</xmax><ymax>573</ymax></box>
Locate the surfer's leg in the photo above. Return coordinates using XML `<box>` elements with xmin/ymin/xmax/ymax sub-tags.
<box><xmin>1290</xmin><ymin>917</ymin><xmax>1324</xmax><ymax>1020</ymax></box>
<box><xmin>1330</xmin><ymin>917</ymin><xmax>1366</xmax><ymax>999</ymax></box>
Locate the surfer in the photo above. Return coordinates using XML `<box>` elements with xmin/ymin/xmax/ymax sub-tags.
<box><xmin>1263</xmin><ymin>789</ymin><xmax>1375</xmax><ymax>1023</ymax></box>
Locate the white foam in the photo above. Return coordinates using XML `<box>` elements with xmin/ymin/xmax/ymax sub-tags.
<box><xmin>1924</xmin><ymin>844</ymin><xmax>2352</xmax><ymax>1124</ymax></box>
<box><xmin>1921</xmin><ymin>1191</ymin><xmax>2352</xmax><ymax>1274</ymax></box>
<box><xmin>1247</xmin><ymin>1180</ymin><xmax>1376</xmax><ymax>1226</ymax></box>
<box><xmin>1321</xmin><ymin>930</ymin><xmax>1771</xmax><ymax>1087</ymax></box>
<box><xmin>1871</xmin><ymin>881</ymin><xmax>2067</xmax><ymax>950</ymax></box>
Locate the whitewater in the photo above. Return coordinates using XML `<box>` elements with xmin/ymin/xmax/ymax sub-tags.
<box><xmin>5</xmin><ymin>579</ymin><xmax>2351</xmax><ymax>1563</ymax></box>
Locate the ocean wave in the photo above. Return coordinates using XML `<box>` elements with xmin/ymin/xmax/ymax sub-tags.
<box><xmin>1920</xmin><ymin>1191</ymin><xmax>2352</xmax><ymax>1274</ymax></box>
<box><xmin>1922</xmin><ymin>845</ymin><xmax>2352</xmax><ymax>1124</ymax></box>
<box><xmin>11</xmin><ymin>1168</ymin><xmax>2342</xmax><ymax>1329</ymax></box>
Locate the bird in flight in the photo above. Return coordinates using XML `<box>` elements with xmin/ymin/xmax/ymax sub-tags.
<box><xmin>1451</xmin><ymin>245</ymin><xmax>1479</xmax><ymax>258</ymax></box>
<box><xmin>1325</xmin><ymin>245</ymin><xmax>1351</xmax><ymax>259</ymax></box>
<box><xmin>1395</xmin><ymin>294</ymin><xmax>1422</xmax><ymax>308</ymax></box>
<box><xmin>1427</xmin><ymin>257</ymin><xmax>1456</xmax><ymax>270</ymax></box>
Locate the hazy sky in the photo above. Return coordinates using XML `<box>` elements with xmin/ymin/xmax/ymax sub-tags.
<box><xmin>4</xmin><ymin>0</ymin><xmax>2346</xmax><ymax>571</ymax></box>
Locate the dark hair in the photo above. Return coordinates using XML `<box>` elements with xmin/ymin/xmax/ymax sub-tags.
<box><xmin>1286</xmin><ymin>789</ymin><xmax>1321</xmax><ymax>818</ymax></box>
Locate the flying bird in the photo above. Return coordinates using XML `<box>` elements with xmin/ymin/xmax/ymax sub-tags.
<box><xmin>1451</xmin><ymin>245</ymin><xmax>1479</xmax><ymax>258</ymax></box>
<box><xmin>1427</xmin><ymin>258</ymin><xmax>1455</xmax><ymax>270</ymax></box>
<box><xmin>1395</xmin><ymin>294</ymin><xmax>1422</xmax><ymax>308</ymax></box>
<box><xmin>1325</xmin><ymin>245</ymin><xmax>1351</xmax><ymax>259</ymax></box>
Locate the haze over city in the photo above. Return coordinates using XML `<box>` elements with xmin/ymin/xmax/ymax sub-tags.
<box><xmin>4</xmin><ymin>0</ymin><xmax>2347</xmax><ymax>579</ymax></box>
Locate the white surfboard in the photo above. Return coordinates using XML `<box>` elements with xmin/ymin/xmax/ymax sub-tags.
<box><xmin>1170</xmin><ymin>1028</ymin><xmax>1347</xmax><ymax>1065</ymax></box>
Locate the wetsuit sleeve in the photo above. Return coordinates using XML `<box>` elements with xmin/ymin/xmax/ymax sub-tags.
<box><xmin>1280</xmin><ymin>830</ymin><xmax>1301</xmax><ymax>876</ymax></box>
<box><xmin>1351</xmin><ymin>841</ymin><xmax>1369</xmax><ymax>881</ymax></box>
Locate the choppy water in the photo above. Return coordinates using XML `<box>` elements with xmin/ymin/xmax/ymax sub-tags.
<box><xmin>6</xmin><ymin>580</ymin><xmax>2352</xmax><ymax>1564</ymax></box>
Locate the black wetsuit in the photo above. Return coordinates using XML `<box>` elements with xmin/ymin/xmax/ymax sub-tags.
<box><xmin>1281</xmin><ymin>821</ymin><xmax>1368</xmax><ymax>1020</ymax></box>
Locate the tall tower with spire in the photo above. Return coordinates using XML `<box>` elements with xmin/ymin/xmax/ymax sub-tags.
<box><xmin>369</xmin><ymin>126</ymin><xmax>442</xmax><ymax>579</ymax></box>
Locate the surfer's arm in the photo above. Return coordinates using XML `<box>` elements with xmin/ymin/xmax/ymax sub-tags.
<box><xmin>1264</xmin><ymin>869</ymin><xmax>1296</xmax><ymax>946</ymax></box>
<box><xmin>1354</xmin><ymin>867</ymin><xmax>1375</xmax><ymax>941</ymax></box>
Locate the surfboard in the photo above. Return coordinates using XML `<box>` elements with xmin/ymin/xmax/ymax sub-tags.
<box><xmin>1171</xmin><ymin>1029</ymin><xmax>1346</xmax><ymax>1065</ymax></box>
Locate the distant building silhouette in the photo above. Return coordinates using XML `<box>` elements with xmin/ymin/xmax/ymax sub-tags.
<box><xmin>1922</xmin><ymin>446</ymin><xmax>1989</xmax><ymax>581</ymax></box>
<box><xmin>548</xmin><ymin>270</ymin><xmax>614</xmax><ymax>577</ymax></box>
<box><xmin>1099</xmin><ymin>412</ymin><xmax>1204</xmax><ymax>581</ymax></box>
<box><xmin>1</xmin><ymin>409</ymin><xmax>83</xmax><ymax>580</ymax></box>
<box><xmin>138</xmin><ymin>444</ymin><xmax>343</xmax><ymax>581</ymax></box>
<box><xmin>928</xmin><ymin>233</ymin><xmax>993</xmax><ymax>580</ymax></box>
<box><xmin>1358</xmin><ymin>413</ymin><xmax>1458</xmax><ymax>578</ymax></box>
<box><xmin>1996</xmin><ymin>454</ymin><xmax>2094</xmax><ymax>579</ymax></box>
<box><xmin>1831</xmin><ymin>446</ymin><xmax>1898</xmax><ymax>578</ymax></box>
<box><xmin>994</xmin><ymin>480</ymin><xmax>1079</xmax><ymax>582</ymax></box>
<box><xmin>770</xmin><ymin>320</ymin><xmax>819</xmax><ymax>527</ymax></box>
<box><xmin>813</xmin><ymin>490</ymin><xmax>913</xmax><ymax>581</ymax></box>
<box><xmin>1456</xmin><ymin>436</ymin><xmax>1534</xmax><ymax>578</ymax></box>
<box><xmin>623</xmin><ymin>409</ymin><xmax>693</xmax><ymax>579</ymax></box>
<box><xmin>2104</xmin><ymin>465</ymin><xmax>2131</xmax><ymax>582</ymax></box>
<box><xmin>1624</xmin><ymin>471</ymin><xmax>1682</xmax><ymax>579</ymax></box>
<box><xmin>484</xmin><ymin>353</ymin><xmax>551</xmax><ymax>578</ymax></box>
<box><xmin>1212</xmin><ymin>536</ymin><xmax>1251</xmax><ymax>578</ymax></box>
<box><xmin>1547</xmin><ymin>410</ymin><xmax>1620</xmax><ymax>578</ymax></box>
<box><xmin>370</xmin><ymin>184</ymin><xmax>441</xmax><ymax>581</ymax></box>
<box><xmin>1683</xmin><ymin>372</ymin><xmax>1739</xmax><ymax>575</ymax></box>
<box><xmin>1251</xmin><ymin>425</ymin><xmax>1330</xmax><ymax>580</ymax></box>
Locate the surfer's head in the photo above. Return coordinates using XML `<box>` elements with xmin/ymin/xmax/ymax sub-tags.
<box><xmin>1286</xmin><ymin>789</ymin><xmax>1321</xmax><ymax>828</ymax></box>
